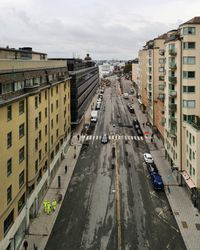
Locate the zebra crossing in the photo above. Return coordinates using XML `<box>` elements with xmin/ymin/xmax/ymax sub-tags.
<box><xmin>81</xmin><ymin>135</ymin><xmax>144</xmax><ymax>141</ymax></box>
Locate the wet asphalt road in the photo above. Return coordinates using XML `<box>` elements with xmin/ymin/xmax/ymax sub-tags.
<box><xmin>45</xmin><ymin>77</ymin><xmax>186</xmax><ymax>250</ymax></box>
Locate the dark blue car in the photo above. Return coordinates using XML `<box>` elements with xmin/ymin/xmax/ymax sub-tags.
<box><xmin>150</xmin><ymin>173</ymin><xmax>164</xmax><ymax>190</ymax></box>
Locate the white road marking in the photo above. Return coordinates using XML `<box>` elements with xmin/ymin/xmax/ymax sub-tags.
<box><xmin>134</xmin><ymin>136</ymin><xmax>137</xmax><ymax>140</ymax></box>
<box><xmin>96</xmin><ymin>136</ymin><xmax>98</xmax><ymax>140</ymax></box>
<box><xmin>112</xmin><ymin>135</ymin><xmax>114</xmax><ymax>140</ymax></box>
<box><xmin>140</xmin><ymin>136</ymin><xmax>144</xmax><ymax>140</ymax></box>
<box><xmin>131</xmin><ymin>136</ymin><xmax>133</xmax><ymax>140</ymax></box>
<box><xmin>137</xmin><ymin>136</ymin><xmax>140</xmax><ymax>140</ymax></box>
<box><xmin>86</xmin><ymin>136</ymin><xmax>89</xmax><ymax>140</ymax></box>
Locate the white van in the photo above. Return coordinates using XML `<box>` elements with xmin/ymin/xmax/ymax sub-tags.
<box><xmin>123</xmin><ymin>93</ymin><xmax>129</xmax><ymax>99</ymax></box>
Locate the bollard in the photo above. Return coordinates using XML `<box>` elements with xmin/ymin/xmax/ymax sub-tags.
<box><xmin>58</xmin><ymin>176</ymin><xmax>61</xmax><ymax>189</ymax></box>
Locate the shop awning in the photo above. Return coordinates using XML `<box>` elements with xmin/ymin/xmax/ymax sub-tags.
<box><xmin>181</xmin><ymin>171</ymin><xmax>196</xmax><ymax>189</ymax></box>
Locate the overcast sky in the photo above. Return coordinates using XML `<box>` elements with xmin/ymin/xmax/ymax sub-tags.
<box><xmin>0</xmin><ymin>0</ymin><xmax>200</xmax><ymax>60</ymax></box>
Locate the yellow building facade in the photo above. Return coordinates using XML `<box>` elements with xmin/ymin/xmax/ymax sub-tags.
<box><xmin>0</xmin><ymin>59</ymin><xmax>71</xmax><ymax>250</ymax></box>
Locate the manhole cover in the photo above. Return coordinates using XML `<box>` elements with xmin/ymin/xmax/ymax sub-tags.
<box><xmin>181</xmin><ymin>221</ymin><xmax>188</xmax><ymax>228</ymax></box>
<box><xmin>195</xmin><ymin>224</ymin><xmax>200</xmax><ymax>230</ymax></box>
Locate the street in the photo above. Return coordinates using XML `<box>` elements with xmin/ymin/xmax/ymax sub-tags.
<box><xmin>45</xmin><ymin>76</ymin><xmax>186</xmax><ymax>250</ymax></box>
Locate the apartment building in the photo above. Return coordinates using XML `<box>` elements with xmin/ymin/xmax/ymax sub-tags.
<box><xmin>139</xmin><ymin>16</ymin><xmax>200</xmax><ymax>208</ymax></box>
<box><xmin>138</xmin><ymin>35</ymin><xmax>166</xmax><ymax>138</ymax></box>
<box><xmin>0</xmin><ymin>48</ymin><xmax>71</xmax><ymax>250</ymax></box>
<box><xmin>131</xmin><ymin>59</ymin><xmax>139</xmax><ymax>96</ymax></box>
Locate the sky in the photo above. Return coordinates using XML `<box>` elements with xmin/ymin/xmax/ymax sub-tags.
<box><xmin>0</xmin><ymin>0</ymin><xmax>200</xmax><ymax>60</ymax></box>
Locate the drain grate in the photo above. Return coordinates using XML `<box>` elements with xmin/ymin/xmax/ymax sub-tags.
<box><xmin>181</xmin><ymin>221</ymin><xmax>188</xmax><ymax>228</ymax></box>
<box><xmin>195</xmin><ymin>224</ymin><xmax>200</xmax><ymax>230</ymax></box>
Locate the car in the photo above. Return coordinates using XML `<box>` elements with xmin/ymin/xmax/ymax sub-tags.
<box><xmin>136</xmin><ymin>128</ymin><xmax>143</xmax><ymax>136</ymax></box>
<box><xmin>81</xmin><ymin>123</ymin><xmax>90</xmax><ymax>134</ymax></box>
<box><xmin>101</xmin><ymin>134</ymin><xmax>109</xmax><ymax>144</ymax></box>
<box><xmin>143</xmin><ymin>153</ymin><xmax>154</xmax><ymax>164</ymax></box>
<box><xmin>147</xmin><ymin>162</ymin><xmax>158</xmax><ymax>175</ymax></box>
<box><xmin>129</xmin><ymin>107</ymin><xmax>135</xmax><ymax>114</ymax></box>
<box><xmin>133</xmin><ymin>119</ymin><xmax>139</xmax><ymax>126</ymax></box>
<box><xmin>150</xmin><ymin>173</ymin><xmax>164</xmax><ymax>190</ymax></box>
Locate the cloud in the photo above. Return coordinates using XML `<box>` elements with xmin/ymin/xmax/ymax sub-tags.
<box><xmin>0</xmin><ymin>0</ymin><xmax>200</xmax><ymax>59</ymax></box>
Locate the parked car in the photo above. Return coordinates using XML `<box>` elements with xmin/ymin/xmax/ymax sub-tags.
<box><xmin>147</xmin><ymin>163</ymin><xmax>158</xmax><ymax>175</ymax></box>
<box><xmin>143</xmin><ymin>153</ymin><xmax>154</xmax><ymax>164</ymax></box>
<box><xmin>150</xmin><ymin>173</ymin><xmax>164</xmax><ymax>190</ymax></box>
<box><xmin>101</xmin><ymin>134</ymin><xmax>109</xmax><ymax>144</ymax></box>
<box><xmin>136</xmin><ymin>128</ymin><xmax>143</xmax><ymax>136</ymax></box>
<box><xmin>129</xmin><ymin>106</ymin><xmax>135</xmax><ymax>114</ymax></box>
<box><xmin>81</xmin><ymin>123</ymin><xmax>90</xmax><ymax>134</ymax></box>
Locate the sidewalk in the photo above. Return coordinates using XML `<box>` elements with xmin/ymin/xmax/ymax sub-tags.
<box><xmin>134</xmin><ymin>95</ymin><xmax>200</xmax><ymax>250</ymax></box>
<box><xmin>20</xmin><ymin>92</ymin><xmax>99</xmax><ymax>250</ymax></box>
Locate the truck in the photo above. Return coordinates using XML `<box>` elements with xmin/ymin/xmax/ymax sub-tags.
<box><xmin>91</xmin><ymin>110</ymin><xmax>98</xmax><ymax>123</ymax></box>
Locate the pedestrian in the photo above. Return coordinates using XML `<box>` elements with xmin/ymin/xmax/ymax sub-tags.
<box><xmin>23</xmin><ymin>240</ymin><xmax>28</xmax><ymax>250</ymax></box>
<box><xmin>77</xmin><ymin>134</ymin><xmax>80</xmax><ymax>141</ymax></box>
<box><xmin>65</xmin><ymin>165</ymin><xmax>68</xmax><ymax>173</ymax></box>
<box><xmin>52</xmin><ymin>199</ymin><xmax>57</xmax><ymax>211</ymax></box>
<box><xmin>43</xmin><ymin>200</ymin><xmax>48</xmax><ymax>213</ymax></box>
<box><xmin>142</xmin><ymin>123</ymin><xmax>145</xmax><ymax>127</ymax></box>
<box><xmin>47</xmin><ymin>201</ymin><xmax>51</xmax><ymax>215</ymax></box>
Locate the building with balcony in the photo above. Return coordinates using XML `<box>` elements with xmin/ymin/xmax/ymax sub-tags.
<box><xmin>0</xmin><ymin>51</ymin><xmax>71</xmax><ymax>250</ymax></box>
<box><xmin>138</xmin><ymin>16</ymin><xmax>200</xmax><ymax>209</ymax></box>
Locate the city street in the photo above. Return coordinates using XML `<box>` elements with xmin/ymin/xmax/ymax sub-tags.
<box><xmin>45</xmin><ymin>77</ymin><xmax>186</xmax><ymax>250</ymax></box>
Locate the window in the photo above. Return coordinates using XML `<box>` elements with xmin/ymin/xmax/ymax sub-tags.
<box><xmin>56</xmin><ymin>129</ymin><xmax>59</xmax><ymax>138</ymax></box>
<box><xmin>7</xmin><ymin>185</ymin><xmax>12</xmax><ymax>204</ymax></box>
<box><xmin>159</xmin><ymin>76</ymin><xmax>164</xmax><ymax>81</ymax></box>
<box><xmin>159</xmin><ymin>58</ymin><xmax>165</xmax><ymax>64</ymax></box>
<box><xmin>159</xmin><ymin>67</ymin><xmax>164</xmax><ymax>72</ymax></box>
<box><xmin>7</xmin><ymin>158</ymin><xmax>12</xmax><ymax>176</ymax></box>
<box><xmin>51</xmin><ymin>135</ymin><xmax>53</xmax><ymax>145</ymax></box>
<box><xmin>189</xmin><ymin>164</ymin><xmax>192</xmax><ymax>175</ymax></box>
<box><xmin>183</xmin><ymin>100</ymin><xmax>195</xmax><ymax>108</ymax></box>
<box><xmin>39</xmin><ymin>93</ymin><xmax>41</xmax><ymax>103</ymax></box>
<box><xmin>19</xmin><ymin>170</ymin><xmax>24</xmax><ymax>188</ymax></box>
<box><xmin>183</xmin><ymin>71</ymin><xmax>195</xmax><ymax>78</ymax></box>
<box><xmin>35</xmin><ymin>96</ymin><xmax>38</xmax><ymax>109</ymax></box>
<box><xmin>51</xmin><ymin>119</ymin><xmax>53</xmax><ymax>129</ymax></box>
<box><xmin>7</xmin><ymin>105</ymin><xmax>12</xmax><ymax>121</ymax></box>
<box><xmin>51</xmin><ymin>103</ymin><xmax>53</xmax><ymax>113</ymax></box>
<box><xmin>45</xmin><ymin>107</ymin><xmax>47</xmax><ymax>118</ymax></box>
<box><xmin>18</xmin><ymin>193</ymin><xmax>25</xmax><ymax>214</ymax></box>
<box><xmin>7</xmin><ymin>132</ymin><xmax>12</xmax><ymax>148</ymax></box>
<box><xmin>35</xmin><ymin>117</ymin><xmax>38</xmax><ymax>130</ymax></box>
<box><xmin>193</xmin><ymin>136</ymin><xmax>195</xmax><ymax>143</ymax></box>
<box><xmin>39</xmin><ymin>112</ymin><xmax>41</xmax><ymax>123</ymax></box>
<box><xmin>183</xmin><ymin>27</ymin><xmax>196</xmax><ymax>35</ymax></box>
<box><xmin>35</xmin><ymin>160</ymin><xmax>38</xmax><ymax>173</ymax></box>
<box><xmin>19</xmin><ymin>100</ymin><xmax>24</xmax><ymax>114</ymax></box>
<box><xmin>45</xmin><ymin>125</ymin><xmax>48</xmax><ymax>135</ymax></box>
<box><xmin>56</xmin><ymin>114</ymin><xmax>58</xmax><ymax>123</ymax></box>
<box><xmin>45</xmin><ymin>142</ymin><xmax>47</xmax><ymax>153</ymax></box>
<box><xmin>51</xmin><ymin>88</ymin><xmax>53</xmax><ymax>97</ymax></box>
<box><xmin>39</xmin><ymin>150</ymin><xmax>42</xmax><ymax>161</ymax></box>
<box><xmin>39</xmin><ymin>130</ymin><xmax>42</xmax><ymax>142</ymax></box>
<box><xmin>183</xmin><ymin>86</ymin><xmax>195</xmax><ymax>93</ymax></box>
<box><xmin>56</xmin><ymin>100</ymin><xmax>58</xmax><ymax>108</ymax></box>
<box><xmin>45</xmin><ymin>90</ymin><xmax>47</xmax><ymax>100</ymax></box>
<box><xmin>193</xmin><ymin>152</ymin><xmax>195</xmax><ymax>160</ymax></box>
<box><xmin>19</xmin><ymin>123</ymin><xmax>25</xmax><ymax>138</ymax></box>
<box><xmin>4</xmin><ymin>209</ymin><xmax>14</xmax><ymax>235</ymax></box>
<box><xmin>183</xmin><ymin>42</ymin><xmax>195</xmax><ymax>49</ymax></box>
<box><xmin>35</xmin><ymin>138</ymin><xmax>38</xmax><ymax>151</ymax></box>
<box><xmin>19</xmin><ymin>146</ymin><xmax>25</xmax><ymax>163</ymax></box>
<box><xmin>193</xmin><ymin>168</ymin><xmax>195</xmax><ymax>176</ymax></box>
<box><xmin>183</xmin><ymin>57</ymin><xmax>195</xmax><ymax>64</ymax></box>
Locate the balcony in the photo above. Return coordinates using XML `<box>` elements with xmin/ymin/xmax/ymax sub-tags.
<box><xmin>159</xmin><ymin>49</ymin><xmax>165</xmax><ymax>56</ymax></box>
<box><xmin>168</xmin><ymin>76</ymin><xmax>177</xmax><ymax>83</ymax></box>
<box><xmin>187</xmin><ymin>120</ymin><xmax>200</xmax><ymax>130</ymax></box>
<box><xmin>158</xmin><ymin>93</ymin><xmax>165</xmax><ymax>102</ymax></box>
<box><xmin>169</xmin><ymin>116</ymin><xmax>177</xmax><ymax>124</ymax></box>
<box><xmin>169</xmin><ymin>129</ymin><xmax>177</xmax><ymax>138</ymax></box>
<box><xmin>169</xmin><ymin>90</ymin><xmax>177</xmax><ymax>97</ymax></box>
<box><xmin>169</xmin><ymin>49</ymin><xmax>177</xmax><ymax>56</ymax></box>
<box><xmin>168</xmin><ymin>103</ymin><xmax>177</xmax><ymax>111</ymax></box>
<box><xmin>169</xmin><ymin>63</ymin><xmax>177</xmax><ymax>70</ymax></box>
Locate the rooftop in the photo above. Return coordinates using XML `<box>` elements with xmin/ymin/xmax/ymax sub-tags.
<box><xmin>180</xmin><ymin>16</ymin><xmax>200</xmax><ymax>26</ymax></box>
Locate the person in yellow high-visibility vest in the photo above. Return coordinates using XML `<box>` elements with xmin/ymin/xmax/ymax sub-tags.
<box><xmin>47</xmin><ymin>201</ymin><xmax>51</xmax><ymax>214</ymax></box>
<box><xmin>52</xmin><ymin>199</ymin><xmax>57</xmax><ymax>211</ymax></box>
<box><xmin>43</xmin><ymin>200</ymin><xmax>48</xmax><ymax>213</ymax></box>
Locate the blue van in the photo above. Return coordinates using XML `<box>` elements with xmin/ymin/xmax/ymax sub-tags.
<box><xmin>150</xmin><ymin>173</ymin><xmax>164</xmax><ymax>190</ymax></box>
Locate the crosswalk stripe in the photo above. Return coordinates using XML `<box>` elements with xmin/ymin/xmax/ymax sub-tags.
<box><xmin>82</xmin><ymin>135</ymin><xmax>85</xmax><ymax>140</ymax></box>
<box><xmin>127</xmin><ymin>136</ymin><xmax>130</xmax><ymax>140</ymax></box>
<box><xmin>89</xmin><ymin>135</ymin><xmax>92</xmax><ymax>140</ymax></box>
<box><xmin>137</xmin><ymin>136</ymin><xmax>140</xmax><ymax>141</ymax></box>
<box><xmin>118</xmin><ymin>135</ymin><xmax>121</xmax><ymax>139</ymax></box>
<box><xmin>131</xmin><ymin>136</ymin><xmax>133</xmax><ymax>140</ymax></box>
<box><xmin>140</xmin><ymin>137</ymin><xmax>144</xmax><ymax>140</ymax></box>
<box><xmin>96</xmin><ymin>136</ymin><xmax>98</xmax><ymax>140</ymax></box>
<box><xmin>125</xmin><ymin>136</ymin><xmax>127</xmax><ymax>140</ymax></box>
<box><xmin>108</xmin><ymin>136</ymin><xmax>111</xmax><ymax>140</ymax></box>
<box><xmin>86</xmin><ymin>136</ymin><xmax>89</xmax><ymax>140</ymax></box>
<box><xmin>134</xmin><ymin>136</ymin><xmax>137</xmax><ymax>140</ymax></box>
